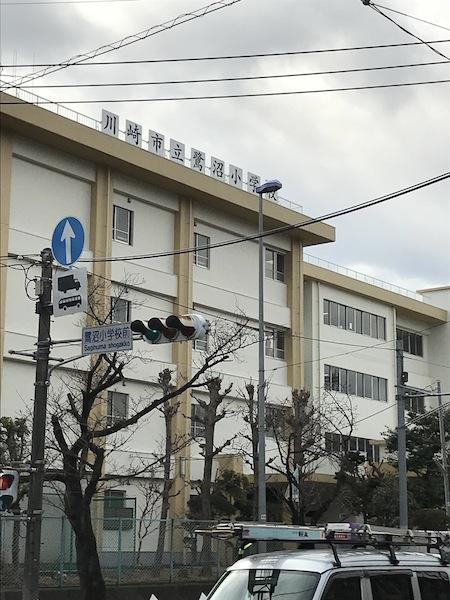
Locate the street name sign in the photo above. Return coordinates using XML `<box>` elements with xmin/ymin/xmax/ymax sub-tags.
<box><xmin>52</xmin><ymin>267</ymin><xmax>88</xmax><ymax>317</ymax></box>
<box><xmin>51</xmin><ymin>217</ymin><xmax>85</xmax><ymax>266</ymax></box>
<box><xmin>82</xmin><ymin>323</ymin><xmax>133</xmax><ymax>356</ymax></box>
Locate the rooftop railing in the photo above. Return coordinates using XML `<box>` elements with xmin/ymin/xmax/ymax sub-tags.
<box><xmin>304</xmin><ymin>253</ymin><xmax>424</xmax><ymax>302</ymax></box>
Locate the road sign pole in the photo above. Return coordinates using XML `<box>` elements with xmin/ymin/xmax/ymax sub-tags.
<box><xmin>23</xmin><ymin>248</ymin><xmax>53</xmax><ymax>600</ymax></box>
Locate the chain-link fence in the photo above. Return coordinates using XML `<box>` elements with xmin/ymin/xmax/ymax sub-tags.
<box><xmin>0</xmin><ymin>515</ymin><xmax>235</xmax><ymax>590</ymax></box>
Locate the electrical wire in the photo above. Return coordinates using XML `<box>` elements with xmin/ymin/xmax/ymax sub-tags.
<box><xmin>2</xmin><ymin>77</ymin><xmax>450</xmax><ymax>102</ymax></box>
<box><xmin>1</xmin><ymin>0</ymin><xmax>243</xmax><ymax>90</ymax></box>
<box><xmin>2</xmin><ymin>0</ymin><xmax>143</xmax><ymax>4</ymax></box>
<box><xmin>3</xmin><ymin>39</ymin><xmax>450</xmax><ymax>68</ymax></box>
<box><xmin>372</xmin><ymin>3</ymin><xmax>450</xmax><ymax>33</ymax></box>
<box><xmin>369</xmin><ymin>3</ymin><xmax>450</xmax><ymax>61</ymax></box>
<box><xmin>76</xmin><ymin>170</ymin><xmax>450</xmax><ymax>264</ymax></box>
<box><xmin>17</xmin><ymin>59</ymin><xmax>450</xmax><ymax>89</ymax></box>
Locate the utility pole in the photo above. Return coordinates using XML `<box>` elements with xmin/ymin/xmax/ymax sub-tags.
<box><xmin>396</xmin><ymin>339</ymin><xmax>408</xmax><ymax>529</ymax></box>
<box><xmin>22</xmin><ymin>248</ymin><xmax>53</xmax><ymax>600</ymax></box>
<box><xmin>437</xmin><ymin>380</ymin><xmax>450</xmax><ymax>518</ymax></box>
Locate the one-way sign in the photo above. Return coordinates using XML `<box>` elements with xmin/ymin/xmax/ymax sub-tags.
<box><xmin>51</xmin><ymin>216</ymin><xmax>85</xmax><ymax>267</ymax></box>
<box><xmin>53</xmin><ymin>267</ymin><xmax>88</xmax><ymax>317</ymax></box>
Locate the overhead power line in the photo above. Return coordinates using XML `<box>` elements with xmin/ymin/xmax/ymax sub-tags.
<box><xmin>72</xmin><ymin>170</ymin><xmax>449</xmax><ymax>264</ymax></box>
<box><xmin>372</xmin><ymin>3</ymin><xmax>450</xmax><ymax>33</ymax></box>
<box><xmin>1</xmin><ymin>0</ymin><xmax>243</xmax><ymax>90</ymax></box>
<box><xmin>3</xmin><ymin>77</ymin><xmax>449</xmax><ymax>103</ymax></box>
<box><xmin>368</xmin><ymin>2</ymin><xmax>450</xmax><ymax>61</ymax></box>
<box><xmin>17</xmin><ymin>60</ymin><xmax>450</xmax><ymax>89</ymax></box>
<box><xmin>2</xmin><ymin>39</ymin><xmax>450</xmax><ymax>69</ymax></box>
<box><xmin>2</xmin><ymin>0</ymin><xmax>143</xmax><ymax>4</ymax></box>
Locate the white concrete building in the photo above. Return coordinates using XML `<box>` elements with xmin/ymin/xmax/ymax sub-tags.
<box><xmin>1</xmin><ymin>92</ymin><xmax>449</xmax><ymax>531</ymax></box>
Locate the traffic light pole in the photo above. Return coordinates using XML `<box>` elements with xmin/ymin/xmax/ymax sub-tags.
<box><xmin>396</xmin><ymin>340</ymin><xmax>408</xmax><ymax>529</ymax></box>
<box><xmin>23</xmin><ymin>248</ymin><xmax>53</xmax><ymax>600</ymax></box>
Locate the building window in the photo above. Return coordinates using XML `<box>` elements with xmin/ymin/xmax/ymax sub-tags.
<box><xmin>325</xmin><ymin>433</ymin><xmax>381</xmax><ymax>462</ymax></box>
<box><xmin>405</xmin><ymin>391</ymin><xmax>425</xmax><ymax>414</ymax></box>
<box><xmin>193</xmin><ymin>335</ymin><xmax>208</xmax><ymax>352</ymax></box>
<box><xmin>103</xmin><ymin>490</ymin><xmax>134</xmax><ymax>530</ymax></box>
<box><xmin>191</xmin><ymin>404</ymin><xmax>206</xmax><ymax>439</ymax></box>
<box><xmin>110</xmin><ymin>297</ymin><xmax>131</xmax><ymax>323</ymax></box>
<box><xmin>113</xmin><ymin>205</ymin><xmax>133</xmax><ymax>244</ymax></box>
<box><xmin>265</xmin><ymin>327</ymin><xmax>285</xmax><ymax>360</ymax></box>
<box><xmin>323</xmin><ymin>299</ymin><xmax>386</xmax><ymax>340</ymax></box>
<box><xmin>194</xmin><ymin>233</ymin><xmax>210</xmax><ymax>268</ymax></box>
<box><xmin>265</xmin><ymin>405</ymin><xmax>290</xmax><ymax>438</ymax></box>
<box><xmin>265</xmin><ymin>248</ymin><xmax>285</xmax><ymax>282</ymax></box>
<box><xmin>396</xmin><ymin>328</ymin><xmax>423</xmax><ymax>357</ymax></box>
<box><xmin>324</xmin><ymin>364</ymin><xmax>387</xmax><ymax>402</ymax></box>
<box><xmin>107</xmin><ymin>391</ymin><xmax>128</xmax><ymax>426</ymax></box>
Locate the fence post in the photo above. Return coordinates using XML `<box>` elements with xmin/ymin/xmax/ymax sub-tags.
<box><xmin>217</xmin><ymin>535</ymin><xmax>220</xmax><ymax>579</ymax></box>
<box><xmin>169</xmin><ymin>519</ymin><xmax>174</xmax><ymax>583</ymax></box>
<box><xmin>59</xmin><ymin>516</ymin><xmax>65</xmax><ymax>587</ymax></box>
<box><xmin>117</xmin><ymin>518</ymin><xmax>122</xmax><ymax>585</ymax></box>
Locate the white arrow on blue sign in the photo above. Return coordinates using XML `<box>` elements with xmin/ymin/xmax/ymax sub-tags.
<box><xmin>51</xmin><ymin>217</ymin><xmax>85</xmax><ymax>267</ymax></box>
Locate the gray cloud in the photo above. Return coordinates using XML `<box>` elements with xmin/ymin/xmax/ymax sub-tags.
<box><xmin>2</xmin><ymin>0</ymin><xmax>449</xmax><ymax>290</ymax></box>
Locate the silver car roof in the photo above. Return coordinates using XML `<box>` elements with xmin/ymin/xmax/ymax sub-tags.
<box><xmin>228</xmin><ymin>549</ymin><xmax>446</xmax><ymax>574</ymax></box>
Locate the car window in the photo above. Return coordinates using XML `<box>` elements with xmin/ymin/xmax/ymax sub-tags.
<box><xmin>370</xmin><ymin>574</ymin><xmax>413</xmax><ymax>600</ymax></box>
<box><xmin>207</xmin><ymin>569</ymin><xmax>320</xmax><ymax>600</ymax></box>
<box><xmin>417</xmin><ymin>571</ymin><xmax>450</xmax><ymax>600</ymax></box>
<box><xmin>322</xmin><ymin>576</ymin><xmax>361</xmax><ymax>600</ymax></box>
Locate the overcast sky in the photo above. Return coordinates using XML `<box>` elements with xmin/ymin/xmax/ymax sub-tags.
<box><xmin>1</xmin><ymin>0</ymin><xmax>449</xmax><ymax>293</ymax></box>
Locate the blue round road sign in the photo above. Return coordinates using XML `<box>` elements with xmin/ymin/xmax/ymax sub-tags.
<box><xmin>51</xmin><ymin>217</ymin><xmax>85</xmax><ymax>266</ymax></box>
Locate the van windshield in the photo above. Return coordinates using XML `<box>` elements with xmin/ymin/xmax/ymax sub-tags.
<box><xmin>208</xmin><ymin>569</ymin><xmax>320</xmax><ymax>600</ymax></box>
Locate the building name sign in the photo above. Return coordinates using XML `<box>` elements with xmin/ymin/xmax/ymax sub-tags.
<box><xmin>101</xmin><ymin>110</ymin><xmax>279</xmax><ymax>200</ymax></box>
<box><xmin>82</xmin><ymin>323</ymin><xmax>133</xmax><ymax>355</ymax></box>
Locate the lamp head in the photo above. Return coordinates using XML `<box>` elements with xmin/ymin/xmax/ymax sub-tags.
<box><xmin>255</xmin><ymin>179</ymin><xmax>282</xmax><ymax>195</ymax></box>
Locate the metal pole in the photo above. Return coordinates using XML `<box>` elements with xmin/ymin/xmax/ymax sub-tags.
<box><xmin>396</xmin><ymin>340</ymin><xmax>408</xmax><ymax>528</ymax></box>
<box><xmin>257</xmin><ymin>192</ymin><xmax>267</xmax><ymax>525</ymax></box>
<box><xmin>437</xmin><ymin>381</ymin><xmax>450</xmax><ymax>517</ymax></box>
<box><xmin>23</xmin><ymin>248</ymin><xmax>53</xmax><ymax>600</ymax></box>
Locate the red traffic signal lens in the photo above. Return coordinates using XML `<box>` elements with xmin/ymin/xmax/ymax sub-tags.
<box><xmin>0</xmin><ymin>474</ymin><xmax>14</xmax><ymax>490</ymax></box>
<box><xmin>165</xmin><ymin>315</ymin><xmax>195</xmax><ymax>338</ymax></box>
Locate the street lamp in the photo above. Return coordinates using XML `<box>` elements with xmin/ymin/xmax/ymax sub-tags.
<box><xmin>255</xmin><ymin>179</ymin><xmax>282</xmax><ymax>524</ymax></box>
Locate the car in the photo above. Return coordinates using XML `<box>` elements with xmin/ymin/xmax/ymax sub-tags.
<box><xmin>207</xmin><ymin>548</ymin><xmax>449</xmax><ymax>599</ymax></box>
<box><xmin>200</xmin><ymin>523</ymin><xmax>450</xmax><ymax>600</ymax></box>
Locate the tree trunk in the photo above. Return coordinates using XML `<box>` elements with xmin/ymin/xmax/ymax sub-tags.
<box><xmin>70</xmin><ymin>508</ymin><xmax>106</xmax><ymax>600</ymax></box>
<box><xmin>155</xmin><ymin>402</ymin><xmax>174</xmax><ymax>567</ymax></box>
<box><xmin>65</xmin><ymin>479</ymin><xmax>106</xmax><ymax>600</ymax></box>
<box><xmin>199</xmin><ymin>414</ymin><xmax>214</xmax><ymax>571</ymax></box>
<box><xmin>12</xmin><ymin>516</ymin><xmax>21</xmax><ymax>583</ymax></box>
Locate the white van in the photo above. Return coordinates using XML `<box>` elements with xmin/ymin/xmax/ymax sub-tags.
<box><xmin>201</xmin><ymin>523</ymin><xmax>450</xmax><ymax>600</ymax></box>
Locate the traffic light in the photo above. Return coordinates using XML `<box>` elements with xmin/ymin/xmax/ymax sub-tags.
<box><xmin>131</xmin><ymin>314</ymin><xmax>209</xmax><ymax>344</ymax></box>
<box><xmin>0</xmin><ymin>469</ymin><xmax>19</xmax><ymax>512</ymax></box>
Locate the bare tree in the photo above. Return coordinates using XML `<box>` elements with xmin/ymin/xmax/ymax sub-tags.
<box><xmin>266</xmin><ymin>389</ymin><xmax>356</xmax><ymax>525</ymax></box>
<box><xmin>236</xmin><ymin>382</ymin><xmax>259</xmax><ymax>519</ymax></box>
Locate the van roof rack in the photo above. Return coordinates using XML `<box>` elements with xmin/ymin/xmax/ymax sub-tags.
<box><xmin>195</xmin><ymin>522</ymin><xmax>450</xmax><ymax>567</ymax></box>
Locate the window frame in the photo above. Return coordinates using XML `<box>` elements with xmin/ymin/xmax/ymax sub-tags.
<box><xmin>265</xmin><ymin>247</ymin><xmax>286</xmax><ymax>282</ymax></box>
<box><xmin>191</xmin><ymin>403</ymin><xmax>206</xmax><ymax>439</ymax></box>
<box><xmin>193</xmin><ymin>335</ymin><xmax>208</xmax><ymax>352</ymax></box>
<box><xmin>113</xmin><ymin>205</ymin><xmax>133</xmax><ymax>245</ymax></box>
<box><xmin>107</xmin><ymin>391</ymin><xmax>129</xmax><ymax>426</ymax></box>
<box><xmin>325</xmin><ymin>365</ymin><xmax>387</xmax><ymax>402</ymax></box>
<box><xmin>322</xmin><ymin>299</ymin><xmax>386</xmax><ymax>340</ymax></box>
<box><xmin>265</xmin><ymin>327</ymin><xmax>286</xmax><ymax>360</ymax></box>
<box><xmin>194</xmin><ymin>232</ymin><xmax>210</xmax><ymax>268</ymax></box>
<box><xmin>110</xmin><ymin>297</ymin><xmax>131</xmax><ymax>323</ymax></box>
<box><xmin>322</xmin><ymin>571</ymin><xmax>363</xmax><ymax>600</ymax></box>
<box><xmin>397</xmin><ymin>327</ymin><xmax>424</xmax><ymax>357</ymax></box>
